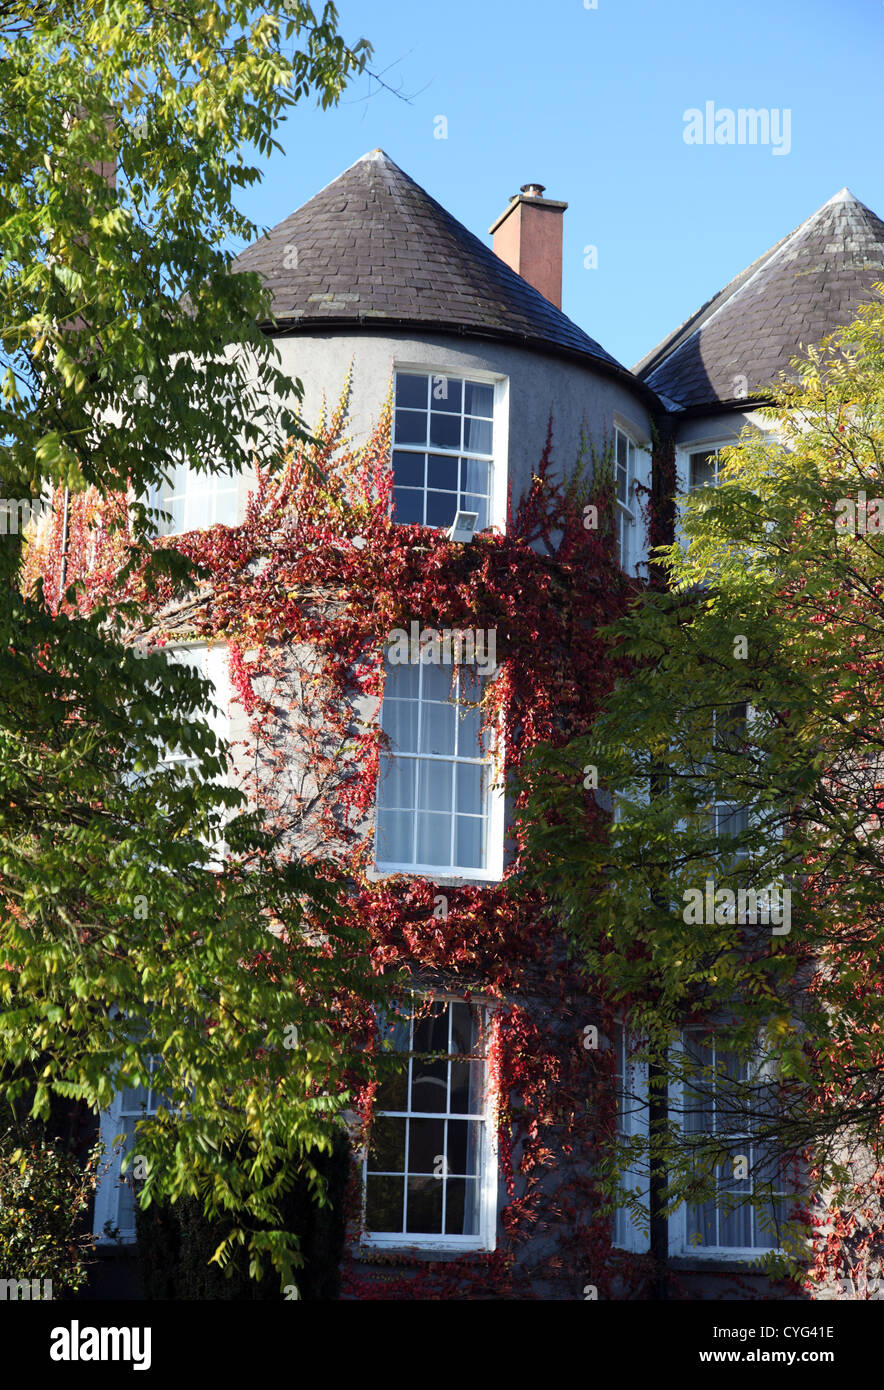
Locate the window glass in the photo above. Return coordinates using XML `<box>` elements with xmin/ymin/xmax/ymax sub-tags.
<box><xmin>614</xmin><ymin>427</ymin><xmax>637</xmax><ymax>567</ymax></box>
<box><xmin>365</xmin><ymin>999</ymin><xmax>486</xmax><ymax>1240</ymax></box>
<box><xmin>376</xmin><ymin>660</ymin><xmax>490</xmax><ymax>872</ymax></box>
<box><xmin>392</xmin><ymin>371</ymin><xmax>495</xmax><ymax>531</ymax></box>
<box><xmin>683</xmin><ymin>1039</ymin><xmax>790</xmax><ymax>1250</ymax></box>
<box><xmin>689</xmin><ymin>450</ymin><xmax>720</xmax><ymax>490</ymax></box>
<box><xmin>147</xmin><ymin>467</ymin><xmax>239</xmax><ymax>536</ymax></box>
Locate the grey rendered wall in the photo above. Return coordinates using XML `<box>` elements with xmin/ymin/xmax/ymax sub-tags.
<box><xmin>236</xmin><ymin>329</ymin><xmax>653</xmax><ymax>567</ymax></box>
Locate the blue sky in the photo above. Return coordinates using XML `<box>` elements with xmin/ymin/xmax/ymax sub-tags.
<box><xmin>242</xmin><ymin>0</ymin><xmax>882</xmax><ymax>370</ymax></box>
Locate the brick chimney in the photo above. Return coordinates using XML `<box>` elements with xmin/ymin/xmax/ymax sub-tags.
<box><xmin>489</xmin><ymin>183</ymin><xmax>568</xmax><ymax>309</ymax></box>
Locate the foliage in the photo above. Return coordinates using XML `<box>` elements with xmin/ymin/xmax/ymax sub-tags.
<box><xmin>136</xmin><ymin>1125</ymin><xmax>350</xmax><ymax>1299</ymax></box>
<box><xmin>0</xmin><ymin>0</ymin><xmax>370</xmax><ymax>563</ymax></box>
<box><xmin>520</xmin><ymin>292</ymin><xmax>884</xmax><ymax>1289</ymax></box>
<box><xmin>0</xmin><ymin>1117</ymin><xmax>98</xmax><ymax>1293</ymax></box>
<box><xmin>0</xmin><ymin>0</ymin><xmax>385</xmax><ymax>1293</ymax></box>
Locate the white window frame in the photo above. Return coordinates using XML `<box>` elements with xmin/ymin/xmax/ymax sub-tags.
<box><xmin>360</xmin><ymin>994</ymin><xmax>498</xmax><ymax>1253</ymax></box>
<box><xmin>92</xmin><ymin>1054</ymin><xmax>164</xmax><ymax>1244</ymax></box>
<box><xmin>146</xmin><ymin>467</ymin><xmax>240</xmax><ymax>537</ymax></box>
<box><xmin>373</xmin><ymin>658</ymin><xmax>505</xmax><ymax>883</ymax></box>
<box><xmin>611</xmin><ymin>1029</ymin><xmax>791</xmax><ymax>1260</ymax></box>
<box><xmin>686</xmin><ymin>445</ymin><xmax>728</xmax><ymax>492</ymax></box>
<box><xmin>390</xmin><ymin>365</ymin><xmax>509</xmax><ymax>535</ymax></box>
<box><xmin>669</xmin><ymin>1034</ymin><xmax>791</xmax><ymax>1259</ymax></box>
<box><xmin>675</xmin><ymin>438</ymin><xmax>737</xmax><ymax>546</ymax></box>
<box><xmin>614</xmin><ymin>426</ymin><xmax>635</xmax><ymax>571</ymax></box>
<box><xmin>612</xmin><ymin>1025</ymin><xmax>652</xmax><ymax>1253</ymax></box>
<box><xmin>612</xmin><ymin>418</ymin><xmax>649</xmax><ymax>574</ymax></box>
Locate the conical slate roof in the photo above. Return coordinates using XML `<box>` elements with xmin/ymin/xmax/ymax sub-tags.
<box><xmin>635</xmin><ymin>189</ymin><xmax>884</xmax><ymax>411</ymax></box>
<box><xmin>234</xmin><ymin>149</ymin><xmax>627</xmax><ymax>375</ymax></box>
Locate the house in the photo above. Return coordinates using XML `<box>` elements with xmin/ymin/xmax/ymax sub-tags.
<box><xmin>79</xmin><ymin>154</ymin><xmax>884</xmax><ymax>1299</ymax></box>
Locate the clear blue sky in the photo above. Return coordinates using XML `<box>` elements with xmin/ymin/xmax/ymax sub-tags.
<box><xmin>241</xmin><ymin>0</ymin><xmax>883</xmax><ymax>370</ymax></box>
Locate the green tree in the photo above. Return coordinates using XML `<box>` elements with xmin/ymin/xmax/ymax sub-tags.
<box><xmin>520</xmin><ymin>293</ymin><xmax>884</xmax><ymax>1276</ymax></box>
<box><xmin>0</xmin><ymin>0</ymin><xmax>393</xmax><ymax>1292</ymax></box>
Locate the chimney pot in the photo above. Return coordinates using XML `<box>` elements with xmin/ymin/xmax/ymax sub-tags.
<box><xmin>520</xmin><ymin>183</ymin><xmax>546</xmax><ymax>198</ymax></box>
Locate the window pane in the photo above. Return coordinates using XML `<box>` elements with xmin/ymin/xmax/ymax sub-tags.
<box><xmin>421</xmin><ymin>663</ymin><xmax>454</xmax><ymax>702</ymax></box>
<box><xmin>366</xmin><ymin>1175</ymin><xmax>405</xmax><ymax>1232</ymax></box>
<box><xmin>382</xmin><ymin>699</ymin><xmax>419</xmax><ymax>752</ymax></box>
<box><xmin>393</xmin><ymin>488</ymin><xmax>425</xmax><ymax>525</ymax></box>
<box><xmin>416</xmin><ymin>811</ymin><xmax>452</xmax><ymax>865</ymax></box>
<box><xmin>395</xmin><ymin>409</ymin><xmax>427</xmax><ymax>446</ymax></box>
<box><xmin>376</xmin><ymin>808</ymin><xmax>413</xmax><ymax>863</ymax></box>
<box><xmin>455</xmin><ymin>815</ymin><xmax>485</xmax><ymax>868</ymax></box>
<box><xmin>446</xmin><ymin>1119</ymin><xmax>479</xmax><ymax>1175</ymax></box>
<box><xmin>367</xmin><ymin>1116</ymin><xmax>407</xmax><ymax>1172</ymax></box>
<box><xmin>420</xmin><ymin>702</ymin><xmax>455</xmax><ymax>756</ymax></box>
<box><xmin>392</xmin><ymin>450</ymin><xmax>425</xmax><ymax>488</ymax></box>
<box><xmin>450</xmin><ymin>1002</ymin><xmax>479</xmax><ymax>1055</ymax></box>
<box><xmin>425</xmin><ymin>491</ymin><xmax>458</xmax><ymax>528</ymax></box>
<box><xmin>717</xmin><ymin>1166</ymin><xmax>753</xmax><ymax>1248</ymax></box>
<box><xmin>460</xmin><ymin>457</ymin><xmax>489</xmax><ymax>494</ymax></box>
<box><xmin>411</xmin><ymin>1056</ymin><xmax>448</xmax><ymax>1113</ymax></box>
<box><xmin>374</xmin><ymin>1063</ymin><xmax>409</xmax><ymax>1113</ymax></box>
<box><xmin>445</xmin><ymin>1178</ymin><xmax>480</xmax><ymax>1235</ymax></box>
<box><xmin>167</xmin><ymin>495</ymin><xmax>187</xmax><ymax>534</ymax></box>
<box><xmin>429</xmin><ymin>413</ymin><xmax>461</xmax><ymax>449</ymax></box>
<box><xmin>687</xmin><ymin>1198</ymin><xmax>717</xmax><ymax>1248</ymax></box>
<box><xmin>717</xmin><ymin>804</ymin><xmax>748</xmax><ymax>838</ymax></box>
<box><xmin>456</xmin><ymin>706</ymin><xmax>482</xmax><ymax>758</ymax></box>
<box><xmin>463</xmin><ymin>417</ymin><xmax>492</xmax><ymax>455</ymax></box>
<box><xmin>408</xmin><ymin>1117</ymin><xmax>446</xmax><ymax>1173</ymax></box>
<box><xmin>417</xmin><ymin>760</ymin><xmax>453</xmax><ymax>813</ymax></box>
<box><xmin>413</xmin><ymin>1006</ymin><xmax>449</xmax><ymax>1055</ymax></box>
<box><xmin>426</xmin><ymin>454</ymin><xmax>459</xmax><ymax>491</ymax></box>
<box><xmin>377</xmin><ymin>754</ymin><xmax>415</xmax><ymax>810</ymax></box>
<box><xmin>690</xmin><ymin>451</ymin><xmax>717</xmax><ymax>490</ymax></box>
<box><xmin>406</xmin><ymin>1176</ymin><xmax>443</xmax><ymax>1233</ymax></box>
<box><xmin>385</xmin><ymin>662</ymin><xmax>420</xmax><ymax>699</ymax></box>
<box><xmin>455</xmin><ymin>761</ymin><xmax>484</xmax><ymax>814</ymax></box>
<box><xmin>429</xmin><ymin>375</ymin><xmax>462</xmax><ymax>412</ymax></box>
<box><xmin>395</xmin><ymin>373</ymin><xmax>428</xmax><ymax>409</ymax></box>
<box><xmin>462</xmin><ymin>495</ymin><xmax>488</xmax><ymax>530</ymax></box>
<box><xmin>120</xmin><ymin>1082</ymin><xmax>151</xmax><ymax>1113</ymax></box>
<box><xmin>464</xmin><ymin>382</ymin><xmax>494</xmax><ymax>417</ymax></box>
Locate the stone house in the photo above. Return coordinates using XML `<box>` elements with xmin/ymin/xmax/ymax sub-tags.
<box><xmin>86</xmin><ymin>152</ymin><xmax>884</xmax><ymax>1299</ymax></box>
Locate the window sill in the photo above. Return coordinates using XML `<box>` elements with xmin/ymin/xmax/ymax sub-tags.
<box><xmin>370</xmin><ymin>864</ymin><xmax>502</xmax><ymax>886</ymax></box>
<box><xmin>356</xmin><ymin>1238</ymin><xmax>493</xmax><ymax>1259</ymax></box>
<box><xmin>669</xmin><ymin>1251</ymin><xmax>781</xmax><ymax>1271</ymax></box>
